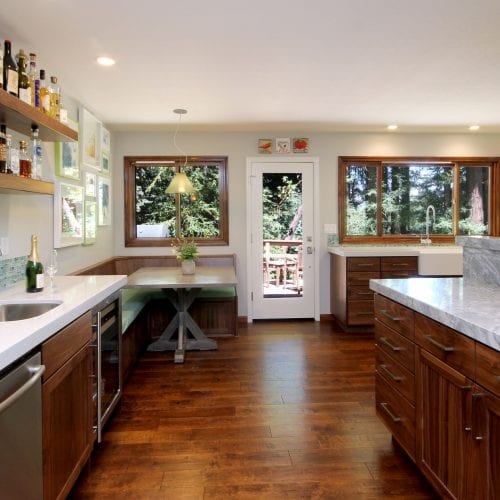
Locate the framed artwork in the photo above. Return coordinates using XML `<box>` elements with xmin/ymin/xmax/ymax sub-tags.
<box><xmin>98</xmin><ymin>176</ymin><xmax>111</xmax><ymax>226</ymax></box>
<box><xmin>55</xmin><ymin>141</ymin><xmax>80</xmax><ymax>180</ymax></box>
<box><xmin>293</xmin><ymin>137</ymin><xmax>309</xmax><ymax>153</ymax></box>
<box><xmin>83</xmin><ymin>199</ymin><xmax>97</xmax><ymax>245</ymax></box>
<box><xmin>54</xmin><ymin>182</ymin><xmax>84</xmax><ymax>248</ymax></box>
<box><xmin>101</xmin><ymin>127</ymin><xmax>111</xmax><ymax>175</ymax></box>
<box><xmin>258</xmin><ymin>138</ymin><xmax>273</xmax><ymax>154</ymax></box>
<box><xmin>79</xmin><ymin>107</ymin><xmax>101</xmax><ymax>170</ymax></box>
<box><xmin>85</xmin><ymin>172</ymin><xmax>97</xmax><ymax>198</ymax></box>
<box><xmin>275</xmin><ymin>137</ymin><xmax>291</xmax><ymax>154</ymax></box>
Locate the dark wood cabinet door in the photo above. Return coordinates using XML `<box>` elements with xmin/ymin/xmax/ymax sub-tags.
<box><xmin>417</xmin><ymin>348</ymin><xmax>472</xmax><ymax>499</ymax></box>
<box><xmin>43</xmin><ymin>344</ymin><xmax>92</xmax><ymax>500</ymax></box>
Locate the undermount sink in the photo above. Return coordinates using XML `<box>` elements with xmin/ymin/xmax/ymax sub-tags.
<box><xmin>0</xmin><ymin>301</ymin><xmax>62</xmax><ymax>322</ymax></box>
<box><xmin>418</xmin><ymin>246</ymin><xmax>463</xmax><ymax>276</ymax></box>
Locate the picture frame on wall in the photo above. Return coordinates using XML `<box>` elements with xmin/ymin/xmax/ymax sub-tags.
<box><xmin>55</xmin><ymin>140</ymin><xmax>80</xmax><ymax>180</ymax></box>
<box><xmin>83</xmin><ymin>199</ymin><xmax>97</xmax><ymax>245</ymax></box>
<box><xmin>258</xmin><ymin>138</ymin><xmax>273</xmax><ymax>154</ymax></box>
<box><xmin>85</xmin><ymin>172</ymin><xmax>97</xmax><ymax>198</ymax></box>
<box><xmin>98</xmin><ymin>176</ymin><xmax>111</xmax><ymax>226</ymax></box>
<box><xmin>54</xmin><ymin>182</ymin><xmax>84</xmax><ymax>248</ymax></box>
<box><xmin>293</xmin><ymin>137</ymin><xmax>309</xmax><ymax>153</ymax></box>
<box><xmin>101</xmin><ymin>127</ymin><xmax>111</xmax><ymax>175</ymax></box>
<box><xmin>79</xmin><ymin>107</ymin><xmax>102</xmax><ymax>170</ymax></box>
<box><xmin>275</xmin><ymin>137</ymin><xmax>291</xmax><ymax>154</ymax></box>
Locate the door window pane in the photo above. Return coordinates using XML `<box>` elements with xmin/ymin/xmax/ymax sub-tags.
<box><xmin>346</xmin><ymin>165</ymin><xmax>377</xmax><ymax>235</ymax></box>
<box><xmin>459</xmin><ymin>165</ymin><xmax>489</xmax><ymax>235</ymax></box>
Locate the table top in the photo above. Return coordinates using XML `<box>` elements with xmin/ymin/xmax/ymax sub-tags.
<box><xmin>125</xmin><ymin>266</ymin><xmax>237</xmax><ymax>289</ymax></box>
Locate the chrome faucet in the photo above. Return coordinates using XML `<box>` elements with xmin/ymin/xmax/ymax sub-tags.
<box><xmin>421</xmin><ymin>205</ymin><xmax>435</xmax><ymax>245</ymax></box>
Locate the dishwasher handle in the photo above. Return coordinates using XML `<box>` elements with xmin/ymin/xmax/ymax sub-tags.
<box><xmin>0</xmin><ymin>364</ymin><xmax>45</xmax><ymax>415</ymax></box>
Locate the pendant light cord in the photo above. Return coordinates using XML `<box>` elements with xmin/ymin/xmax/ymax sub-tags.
<box><xmin>173</xmin><ymin>113</ymin><xmax>188</xmax><ymax>167</ymax></box>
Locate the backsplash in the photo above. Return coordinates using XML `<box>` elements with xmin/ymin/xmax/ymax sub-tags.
<box><xmin>0</xmin><ymin>256</ymin><xmax>28</xmax><ymax>289</ymax></box>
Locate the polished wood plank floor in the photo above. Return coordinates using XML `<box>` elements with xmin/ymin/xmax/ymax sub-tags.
<box><xmin>71</xmin><ymin>320</ymin><xmax>437</xmax><ymax>500</ymax></box>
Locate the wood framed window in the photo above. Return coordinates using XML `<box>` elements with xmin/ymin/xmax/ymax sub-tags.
<box><xmin>124</xmin><ymin>156</ymin><xmax>228</xmax><ymax>247</ymax></box>
<box><xmin>338</xmin><ymin>156</ymin><xmax>500</xmax><ymax>244</ymax></box>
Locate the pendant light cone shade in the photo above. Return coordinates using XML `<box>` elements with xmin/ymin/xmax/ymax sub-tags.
<box><xmin>166</xmin><ymin>172</ymin><xmax>195</xmax><ymax>193</ymax></box>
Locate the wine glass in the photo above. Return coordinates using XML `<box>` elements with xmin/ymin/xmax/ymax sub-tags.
<box><xmin>46</xmin><ymin>249</ymin><xmax>58</xmax><ymax>291</ymax></box>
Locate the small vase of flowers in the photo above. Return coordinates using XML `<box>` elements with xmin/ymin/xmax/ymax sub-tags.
<box><xmin>172</xmin><ymin>237</ymin><xmax>198</xmax><ymax>274</ymax></box>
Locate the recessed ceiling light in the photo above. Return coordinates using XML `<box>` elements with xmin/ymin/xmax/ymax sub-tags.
<box><xmin>387</xmin><ymin>124</ymin><xmax>398</xmax><ymax>130</ymax></box>
<box><xmin>469</xmin><ymin>125</ymin><xmax>480</xmax><ymax>131</ymax></box>
<box><xmin>96</xmin><ymin>56</ymin><xmax>116</xmax><ymax>67</ymax></box>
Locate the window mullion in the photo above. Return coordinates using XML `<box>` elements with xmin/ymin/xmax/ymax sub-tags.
<box><xmin>376</xmin><ymin>163</ymin><xmax>383</xmax><ymax>237</ymax></box>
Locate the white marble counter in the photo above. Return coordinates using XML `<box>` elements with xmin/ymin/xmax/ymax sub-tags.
<box><xmin>369</xmin><ymin>277</ymin><xmax>500</xmax><ymax>351</ymax></box>
<box><xmin>328</xmin><ymin>245</ymin><xmax>461</xmax><ymax>257</ymax></box>
<box><xmin>0</xmin><ymin>275</ymin><xmax>127</xmax><ymax>370</ymax></box>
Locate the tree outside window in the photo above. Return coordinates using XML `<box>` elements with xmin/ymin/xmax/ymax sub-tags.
<box><xmin>124</xmin><ymin>156</ymin><xmax>228</xmax><ymax>247</ymax></box>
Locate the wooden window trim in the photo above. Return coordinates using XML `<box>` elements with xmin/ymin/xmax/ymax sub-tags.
<box><xmin>124</xmin><ymin>155</ymin><xmax>229</xmax><ymax>247</ymax></box>
<box><xmin>338</xmin><ymin>156</ymin><xmax>500</xmax><ymax>244</ymax></box>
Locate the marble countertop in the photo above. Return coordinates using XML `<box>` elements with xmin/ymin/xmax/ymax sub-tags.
<box><xmin>369</xmin><ymin>277</ymin><xmax>500</xmax><ymax>351</ymax></box>
<box><xmin>0</xmin><ymin>275</ymin><xmax>127</xmax><ymax>371</ymax></box>
<box><xmin>328</xmin><ymin>245</ymin><xmax>462</xmax><ymax>257</ymax></box>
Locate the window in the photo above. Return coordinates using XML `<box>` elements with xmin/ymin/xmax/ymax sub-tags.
<box><xmin>124</xmin><ymin>156</ymin><xmax>228</xmax><ymax>247</ymax></box>
<box><xmin>339</xmin><ymin>156</ymin><xmax>498</xmax><ymax>244</ymax></box>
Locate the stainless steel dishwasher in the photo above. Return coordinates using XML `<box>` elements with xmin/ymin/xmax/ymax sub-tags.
<box><xmin>0</xmin><ymin>351</ymin><xmax>45</xmax><ymax>499</ymax></box>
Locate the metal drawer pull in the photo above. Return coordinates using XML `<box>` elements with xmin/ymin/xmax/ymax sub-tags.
<box><xmin>380</xmin><ymin>402</ymin><xmax>401</xmax><ymax>422</ymax></box>
<box><xmin>379</xmin><ymin>364</ymin><xmax>403</xmax><ymax>382</ymax></box>
<box><xmin>390</xmin><ymin>263</ymin><xmax>409</xmax><ymax>267</ymax></box>
<box><xmin>379</xmin><ymin>336</ymin><xmax>402</xmax><ymax>352</ymax></box>
<box><xmin>356</xmin><ymin>291</ymin><xmax>373</xmax><ymax>296</ymax></box>
<box><xmin>355</xmin><ymin>311</ymin><xmax>373</xmax><ymax>316</ymax></box>
<box><xmin>424</xmin><ymin>335</ymin><xmax>454</xmax><ymax>353</ymax></box>
<box><xmin>380</xmin><ymin>309</ymin><xmax>403</xmax><ymax>322</ymax></box>
<box><xmin>356</xmin><ymin>263</ymin><xmax>376</xmax><ymax>267</ymax></box>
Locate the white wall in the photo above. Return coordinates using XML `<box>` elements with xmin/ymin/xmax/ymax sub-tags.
<box><xmin>113</xmin><ymin>130</ymin><xmax>500</xmax><ymax>317</ymax></box>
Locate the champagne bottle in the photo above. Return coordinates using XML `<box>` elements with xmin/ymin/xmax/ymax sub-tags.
<box><xmin>26</xmin><ymin>235</ymin><xmax>44</xmax><ymax>293</ymax></box>
<box><xmin>3</xmin><ymin>40</ymin><xmax>18</xmax><ymax>96</ymax></box>
<box><xmin>39</xmin><ymin>69</ymin><xmax>50</xmax><ymax>115</ymax></box>
<box><xmin>17</xmin><ymin>49</ymin><xmax>30</xmax><ymax>104</ymax></box>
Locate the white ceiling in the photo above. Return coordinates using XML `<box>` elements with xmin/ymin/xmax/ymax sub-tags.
<box><xmin>2</xmin><ymin>0</ymin><xmax>500</xmax><ymax>132</ymax></box>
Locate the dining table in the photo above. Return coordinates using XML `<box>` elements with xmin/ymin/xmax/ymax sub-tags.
<box><xmin>125</xmin><ymin>265</ymin><xmax>237</xmax><ymax>363</ymax></box>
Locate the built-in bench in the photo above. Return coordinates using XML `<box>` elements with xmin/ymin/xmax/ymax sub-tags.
<box><xmin>76</xmin><ymin>255</ymin><xmax>237</xmax><ymax>379</ymax></box>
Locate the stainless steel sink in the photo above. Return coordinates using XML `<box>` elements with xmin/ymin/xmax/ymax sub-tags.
<box><xmin>0</xmin><ymin>302</ymin><xmax>61</xmax><ymax>322</ymax></box>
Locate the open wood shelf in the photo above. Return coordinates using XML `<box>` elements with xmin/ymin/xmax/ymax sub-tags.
<box><xmin>0</xmin><ymin>173</ymin><xmax>54</xmax><ymax>195</ymax></box>
<box><xmin>0</xmin><ymin>88</ymin><xmax>78</xmax><ymax>142</ymax></box>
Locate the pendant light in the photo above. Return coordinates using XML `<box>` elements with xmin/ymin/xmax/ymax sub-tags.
<box><xmin>166</xmin><ymin>108</ymin><xmax>195</xmax><ymax>194</ymax></box>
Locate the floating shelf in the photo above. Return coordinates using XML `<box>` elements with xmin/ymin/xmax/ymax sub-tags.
<box><xmin>0</xmin><ymin>173</ymin><xmax>54</xmax><ymax>195</ymax></box>
<box><xmin>0</xmin><ymin>89</ymin><xmax>78</xmax><ymax>142</ymax></box>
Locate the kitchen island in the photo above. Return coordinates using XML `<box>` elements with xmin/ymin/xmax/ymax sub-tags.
<box><xmin>370</xmin><ymin>274</ymin><xmax>499</xmax><ymax>499</ymax></box>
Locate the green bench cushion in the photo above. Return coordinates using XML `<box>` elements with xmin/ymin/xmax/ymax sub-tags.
<box><xmin>197</xmin><ymin>287</ymin><xmax>236</xmax><ymax>298</ymax></box>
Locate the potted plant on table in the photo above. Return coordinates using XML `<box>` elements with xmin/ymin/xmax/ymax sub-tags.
<box><xmin>172</xmin><ymin>237</ymin><xmax>198</xmax><ymax>274</ymax></box>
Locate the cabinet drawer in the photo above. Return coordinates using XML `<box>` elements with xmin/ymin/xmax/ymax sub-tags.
<box><xmin>376</xmin><ymin>373</ymin><xmax>415</xmax><ymax>460</ymax></box>
<box><xmin>347</xmin><ymin>271</ymin><xmax>380</xmax><ymax>287</ymax></box>
<box><xmin>347</xmin><ymin>300</ymin><xmax>374</xmax><ymax>325</ymax></box>
<box><xmin>347</xmin><ymin>285</ymin><xmax>374</xmax><ymax>300</ymax></box>
<box><xmin>414</xmin><ymin>313</ymin><xmax>475</xmax><ymax>380</ymax></box>
<box><xmin>374</xmin><ymin>294</ymin><xmax>414</xmax><ymax>340</ymax></box>
<box><xmin>347</xmin><ymin>257</ymin><xmax>380</xmax><ymax>272</ymax></box>
<box><xmin>375</xmin><ymin>319</ymin><xmax>415</xmax><ymax>372</ymax></box>
<box><xmin>381</xmin><ymin>256</ymin><xmax>418</xmax><ymax>273</ymax></box>
<box><xmin>42</xmin><ymin>311</ymin><xmax>92</xmax><ymax>381</ymax></box>
<box><xmin>475</xmin><ymin>342</ymin><xmax>500</xmax><ymax>398</ymax></box>
<box><xmin>381</xmin><ymin>271</ymin><xmax>417</xmax><ymax>279</ymax></box>
<box><xmin>376</xmin><ymin>346</ymin><xmax>415</xmax><ymax>404</ymax></box>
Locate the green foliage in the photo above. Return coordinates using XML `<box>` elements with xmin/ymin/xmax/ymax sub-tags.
<box><xmin>171</xmin><ymin>237</ymin><xmax>198</xmax><ymax>260</ymax></box>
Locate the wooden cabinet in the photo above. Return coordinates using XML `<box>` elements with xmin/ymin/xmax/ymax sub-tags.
<box><xmin>331</xmin><ymin>254</ymin><xmax>417</xmax><ymax>331</ymax></box>
<box><xmin>375</xmin><ymin>293</ymin><xmax>500</xmax><ymax>500</ymax></box>
<box><xmin>42</xmin><ymin>312</ymin><xmax>92</xmax><ymax>500</ymax></box>
<box><xmin>0</xmin><ymin>87</ymin><xmax>77</xmax><ymax>195</ymax></box>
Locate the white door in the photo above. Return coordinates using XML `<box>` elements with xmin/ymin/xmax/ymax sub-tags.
<box><xmin>248</xmin><ymin>160</ymin><xmax>316</xmax><ymax>320</ymax></box>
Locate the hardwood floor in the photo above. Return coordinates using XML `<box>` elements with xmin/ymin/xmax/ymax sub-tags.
<box><xmin>71</xmin><ymin>320</ymin><xmax>437</xmax><ymax>500</ymax></box>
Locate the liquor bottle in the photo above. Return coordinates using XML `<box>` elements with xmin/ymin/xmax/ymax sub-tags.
<box><xmin>17</xmin><ymin>49</ymin><xmax>30</xmax><ymax>104</ymax></box>
<box><xmin>49</xmin><ymin>76</ymin><xmax>60</xmax><ymax>119</ymax></box>
<box><xmin>26</xmin><ymin>234</ymin><xmax>44</xmax><ymax>293</ymax></box>
<box><xmin>0</xmin><ymin>124</ymin><xmax>6</xmax><ymax>173</ymax></box>
<box><xmin>39</xmin><ymin>69</ymin><xmax>50</xmax><ymax>114</ymax></box>
<box><xmin>3</xmin><ymin>40</ymin><xmax>18</xmax><ymax>96</ymax></box>
<box><xmin>30</xmin><ymin>125</ymin><xmax>42</xmax><ymax>179</ymax></box>
<box><xmin>19</xmin><ymin>140</ymin><xmax>31</xmax><ymax>178</ymax></box>
<box><xmin>0</xmin><ymin>43</ymin><xmax>3</xmax><ymax>90</ymax></box>
<box><xmin>29</xmin><ymin>52</ymin><xmax>37</xmax><ymax>107</ymax></box>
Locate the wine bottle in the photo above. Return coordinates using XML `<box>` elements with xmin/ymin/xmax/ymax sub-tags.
<box><xmin>39</xmin><ymin>69</ymin><xmax>50</xmax><ymax>115</ymax></box>
<box><xmin>26</xmin><ymin>235</ymin><xmax>44</xmax><ymax>293</ymax></box>
<box><xmin>29</xmin><ymin>52</ymin><xmax>37</xmax><ymax>107</ymax></box>
<box><xmin>3</xmin><ymin>40</ymin><xmax>18</xmax><ymax>96</ymax></box>
<box><xmin>0</xmin><ymin>124</ymin><xmax>6</xmax><ymax>173</ymax></box>
<box><xmin>17</xmin><ymin>49</ymin><xmax>31</xmax><ymax>104</ymax></box>
<box><xmin>0</xmin><ymin>43</ymin><xmax>3</xmax><ymax>90</ymax></box>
